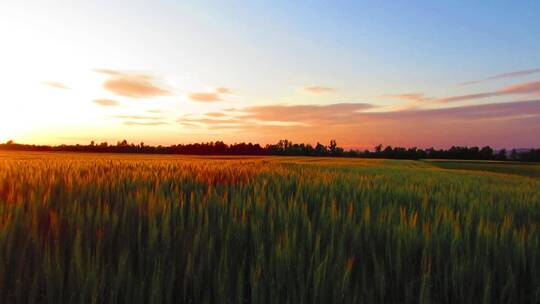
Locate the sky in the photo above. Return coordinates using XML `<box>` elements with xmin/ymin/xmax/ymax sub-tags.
<box><xmin>1</xmin><ymin>0</ymin><xmax>540</xmax><ymax>149</ymax></box>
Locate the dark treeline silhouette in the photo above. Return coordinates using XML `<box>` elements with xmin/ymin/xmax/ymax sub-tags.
<box><xmin>0</xmin><ymin>140</ymin><xmax>266</xmax><ymax>156</ymax></box>
<box><xmin>1</xmin><ymin>139</ymin><xmax>539</xmax><ymax>161</ymax></box>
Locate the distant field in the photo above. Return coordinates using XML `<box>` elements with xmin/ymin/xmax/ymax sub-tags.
<box><xmin>1</xmin><ymin>152</ymin><xmax>539</xmax><ymax>303</ymax></box>
<box><xmin>426</xmin><ymin>159</ymin><xmax>540</xmax><ymax>178</ymax></box>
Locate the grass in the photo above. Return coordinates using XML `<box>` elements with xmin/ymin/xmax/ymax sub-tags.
<box><xmin>426</xmin><ymin>159</ymin><xmax>540</xmax><ymax>178</ymax></box>
<box><xmin>1</xmin><ymin>151</ymin><xmax>539</xmax><ymax>303</ymax></box>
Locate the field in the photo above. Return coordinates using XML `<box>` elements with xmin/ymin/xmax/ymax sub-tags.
<box><xmin>1</xmin><ymin>152</ymin><xmax>540</xmax><ymax>303</ymax></box>
<box><xmin>426</xmin><ymin>159</ymin><xmax>540</xmax><ymax>178</ymax></box>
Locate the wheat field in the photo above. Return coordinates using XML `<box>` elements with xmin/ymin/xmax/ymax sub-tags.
<box><xmin>1</xmin><ymin>152</ymin><xmax>539</xmax><ymax>303</ymax></box>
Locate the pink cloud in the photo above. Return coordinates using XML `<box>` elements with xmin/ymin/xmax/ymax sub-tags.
<box><xmin>460</xmin><ymin>68</ymin><xmax>540</xmax><ymax>85</ymax></box>
<box><xmin>435</xmin><ymin>92</ymin><xmax>499</xmax><ymax>103</ymax></box>
<box><xmin>177</xmin><ymin>100</ymin><xmax>540</xmax><ymax>149</ymax></box>
<box><xmin>187</xmin><ymin>86</ymin><xmax>233</xmax><ymax>102</ymax></box>
<box><xmin>206</xmin><ymin>112</ymin><xmax>227</xmax><ymax>117</ymax></box>
<box><xmin>300</xmin><ymin>85</ymin><xmax>335</xmax><ymax>94</ymax></box>
<box><xmin>112</xmin><ymin>115</ymin><xmax>164</xmax><ymax>120</ymax></box>
<box><xmin>242</xmin><ymin>103</ymin><xmax>373</xmax><ymax>124</ymax></box>
<box><xmin>93</xmin><ymin>98</ymin><xmax>120</xmax><ymax>106</ymax></box>
<box><xmin>42</xmin><ymin>81</ymin><xmax>70</xmax><ymax>90</ymax></box>
<box><xmin>95</xmin><ymin>69</ymin><xmax>171</xmax><ymax>98</ymax></box>
<box><xmin>123</xmin><ymin>121</ymin><xmax>169</xmax><ymax>126</ymax></box>
<box><xmin>380</xmin><ymin>93</ymin><xmax>432</xmax><ymax>102</ymax></box>
<box><xmin>215</xmin><ymin>87</ymin><xmax>232</xmax><ymax>94</ymax></box>
<box><xmin>434</xmin><ymin>81</ymin><xmax>540</xmax><ymax>103</ymax></box>
<box><xmin>188</xmin><ymin>92</ymin><xmax>222</xmax><ymax>102</ymax></box>
<box><xmin>501</xmin><ymin>81</ymin><xmax>540</xmax><ymax>94</ymax></box>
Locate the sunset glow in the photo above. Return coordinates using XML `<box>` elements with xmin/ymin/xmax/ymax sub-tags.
<box><xmin>2</xmin><ymin>2</ymin><xmax>540</xmax><ymax>301</ymax></box>
<box><xmin>1</xmin><ymin>1</ymin><xmax>540</xmax><ymax>149</ymax></box>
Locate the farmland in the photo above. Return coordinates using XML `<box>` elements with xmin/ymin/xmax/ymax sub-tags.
<box><xmin>1</xmin><ymin>152</ymin><xmax>539</xmax><ymax>303</ymax></box>
<box><xmin>426</xmin><ymin>159</ymin><xmax>540</xmax><ymax>178</ymax></box>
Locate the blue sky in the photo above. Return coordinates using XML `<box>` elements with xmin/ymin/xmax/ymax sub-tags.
<box><xmin>1</xmin><ymin>1</ymin><xmax>539</xmax><ymax>148</ymax></box>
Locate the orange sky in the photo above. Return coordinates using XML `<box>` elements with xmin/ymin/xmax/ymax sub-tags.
<box><xmin>1</xmin><ymin>1</ymin><xmax>540</xmax><ymax>149</ymax></box>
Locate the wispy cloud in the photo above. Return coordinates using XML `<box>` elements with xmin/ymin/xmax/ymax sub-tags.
<box><xmin>187</xmin><ymin>87</ymin><xmax>233</xmax><ymax>102</ymax></box>
<box><xmin>460</xmin><ymin>68</ymin><xmax>540</xmax><ymax>85</ymax></box>
<box><xmin>242</xmin><ymin>103</ymin><xmax>374</xmax><ymax>124</ymax></box>
<box><xmin>177</xmin><ymin>115</ymin><xmax>246</xmax><ymax>130</ymax></box>
<box><xmin>368</xmin><ymin>100</ymin><xmax>540</xmax><ymax>121</ymax></box>
<box><xmin>112</xmin><ymin>115</ymin><xmax>164</xmax><ymax>120</ymax></box>
<box><xmin>94</xmin><ymin>68</ymin><xmax>123</xmax><ymax>76</ymax></box>
<box><xmin>177</xmin><ymin>103</ymin><xmax>373</xmax><ymax>131</ymax></box>
<box><xmin>300</xmin><ymin>85</ymin><xmax>335</xmax><ymax>94</ymax></box>
<box><xmin>435</xmin><ymin>80</ymin><xmax>540</xmax><ymax>103</ymax></box>
<box><xmin>42</xmin><ymin>81</ymin><xmax>70</xmax><ymax>90</ymax></box>
<box><xmin>215</xmin><ymin>87</ymin><xmax>233</xmax><ymax>94</ymax></box>
<box><xmin>95</xmin><ymin>69</ymin><xmax>171</xmax><ymax>98</ymax></box>
<box><xmin>188</xmin><ymin>92</ymin><xmax>222</xmax><ymax>102</ymax></box>
<box><xmin>501</xmin><ymin>81</ymin><xmax>540</xmax><ymax>95</ymax></box>
<box><xmin>434</xmin><ymin>92</ymin><xmax>499</xmax><ymax>103</ymax></box>
<box><xmin>93</xmin><ymin>98</ymin><xmax>120</xmax><ymax>106</ymax></box>
<box><xmin>175</xmin><ymin>100</ymin><xmax>540</xmax><ymax>148</ymax></box>
<box><xmin>379</xmin><ymin>93</ymin><xmax>432</xmax><ymax>103</ymax></box>
<box><xmin>205</xmin><ymin>112</ymin><xmax>227</xmax><ymax>117</ymax></box>
<box><xmin>112</xmin><ymin>113</ymin><xmax>169</xmax><ymax>126</ymax></box>
<box><xmin>123</xmin><ymin>121</ymin><xmax>169</xmax><ymax>126</ymax></box>
<box><xmin>177</xmin><ymin>121</ymin><xmax>202</xmax><ymax>128</ymax></box>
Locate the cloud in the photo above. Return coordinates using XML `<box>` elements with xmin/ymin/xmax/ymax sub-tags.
<box><xmin>177</xmin><ymin>103</ymin><xmax>374</xmax><ymax>131</ymax></box>
<box><xmin>386</xmin><ymin>81</ymin><xmax>540</xmax><ymax>105</ymax></box>
<box><xmin>379</xmin><ymin>93</ymin><xmax>432</xmax><ymax>102</ymax></box>
<box><xmin>242</xmin><ymin>103</ymin><xmax>374</xmax><ymax>124</ymax></box>
<box><xmin>93</xmin><ymin>98</ymin><xmax>120</xmax><ymax>106</ymax></box>
<box><xmin>95</xmin><ymin>69</ymin><xmax>171</xmax><ymax>98</ymax></box>
<box><xmin>460</xmin><ymin>68</ymin><xmax>540</xmax><ymax>85</ymax></box>
<box><xmin>435</xmin><ymin>81</ymin><xmax>540</xmax><ymax>103</ymax></box>
<box><xmin>42</xmin><ymin>81</ymin><xmax>70</xmax><ymax>90</ymax></box>
<box><xmin>501</xmin><ymin>81</ymin><xmax>540</xmax><ymax>95</ymax></box>
<box><xmin>300</xmin><ymin>85</ymin><xmax>335</xmax><ymax>94</ymax></box>
<box><xmin>185</xmin><ymin>100</ymin><xmax>540</xmax><ymax>124</ymax></box>
<box><xmin>112</xmin><ymin>115</ymin><xmax>164</xmax><ymax>120</ymax></box>
<box><xmin>112</xmin><ymin>114</ymin><xmax>169</xmax><ymax>126</ymax></box>
<box><xmin>175</xmin><ymin>100</ymin><xmax>540</xmax><ymax>148</ymax></box>
<box><xmin>215</xmin><ymin>87</ymin><xmax>232</xmax><ymax>94</ymax></box>
<box><xmin>94</xmin><ymin>68</ymin><xmax>123</xmax><ymax>76</ymax></box>
<box><xmin>205</xmin><ymin>112</ymin><xmax>227</xmax><ymax>117</ymax></box>
<box><xmin>188</xmin><ymin>92</ymin><xmax>222</xmax><ymax>102</ymax></box>
<box><xmin>187</xmin><ymin>86</ymin><xmax>234</xmax><ymax>102</ymax></box>
<box><xmin>368</xmin><ymin>99</ymin><xmax>540</xmax><ymax>121</ymax></box>
<box><xmin>123</xmin><ymin>121</ymin><xmax>169</xmax><ymax>126</ymax></box>
<box><xmin>357</xmin><ymin>100</ymin><xmax>540</xmax><ymax>148</ymax></box>
<box><xmin>179</xmin><ymin>116</ymin><xmax>241</xmax><ymax>124</ymax></box>
<box><xmin>177</xmin><ymin>121</ymin><xmax>201</xmax><ymax>127</ymax></box>
<box><xmin>177</xmin><ymin>116</ymin><xmax>246</xmax><ymax>130</ymax></box>
<box><xmin>434</xmin><ymin>92</ymin><xmax>499</xmax><ymax>103</ymax></box>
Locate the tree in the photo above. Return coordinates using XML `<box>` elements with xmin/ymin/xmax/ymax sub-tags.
<box><xmin>329</xmin><ymin>139</ymin><xmax>337</xmax><ymax>154</ymax></box>
<box><xmin>496</xmin><ymin>149</ymin><xmax>507</xmax><ymax>160</ymax></box>
<box><xmin>479</xmin><ymin>146</ymin><xmax>494</xmax><ymax>160</ymax></box>
<box><xmin>510</xmin><ymin>149</ymin><xmax>518</xmax><ymax>160</ymax></box>
<box><xmin>315</xmin><ymin>142</ymin><xmax>327</xmax><ymax>155</ymax></box>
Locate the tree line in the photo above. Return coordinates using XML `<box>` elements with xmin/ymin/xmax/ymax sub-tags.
<box><xmin>1</xmin><ymin>139</ymin><xmax>539</xmax><ymax>161</ymax></box>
